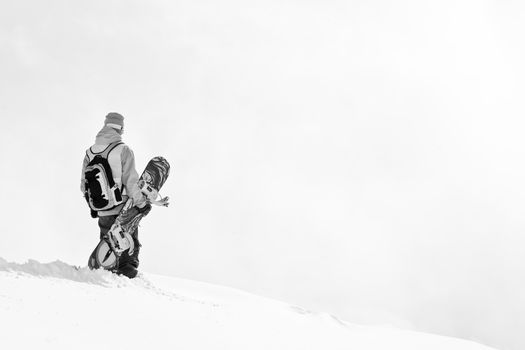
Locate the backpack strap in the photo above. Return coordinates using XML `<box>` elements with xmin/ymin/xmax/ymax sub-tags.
<box><xmin>86</xmin><ymin>142</ymin><xmax>123</xmax><ymax>161</ymax></box>
<box><xmin>101</xmin><ymin>141</ymin><xmax>124</xmax><ymax>159</ymax></box>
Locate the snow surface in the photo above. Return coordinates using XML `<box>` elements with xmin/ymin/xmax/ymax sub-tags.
<box><xmin>0</xmin><ymin>258</ymin><xmax>498</xmax><ymax>350</ymax></box>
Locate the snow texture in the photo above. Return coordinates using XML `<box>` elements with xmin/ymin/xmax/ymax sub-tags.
<box><xmin>0</xmin><ymin>258</ymin><xmax>498</xmax><ymax>350</ymax></box>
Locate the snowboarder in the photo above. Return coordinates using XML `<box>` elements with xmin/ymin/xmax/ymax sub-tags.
<box><xmin>81</xmin><ymin>112</ymin><xmax>151</xmax><ymax>278</ymax></box>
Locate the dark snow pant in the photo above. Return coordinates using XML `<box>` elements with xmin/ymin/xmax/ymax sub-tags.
<box><xmin>98</xmin><ymin>215</ymin><xmax>141</xmax><ymax>279</ymax></box>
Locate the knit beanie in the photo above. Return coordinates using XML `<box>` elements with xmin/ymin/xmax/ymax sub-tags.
<box><xmin>104</xmin><ymin>112</ymin><xmax>124</xmax><ymax>130</ymax></box>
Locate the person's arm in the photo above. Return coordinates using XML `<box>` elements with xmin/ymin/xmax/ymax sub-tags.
<box><xmin>121</xmin><ymin>146</ymin><xmax>147</xmax><ymax>208</ymax></box>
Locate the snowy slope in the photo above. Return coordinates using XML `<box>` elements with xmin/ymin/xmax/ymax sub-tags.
<box><xmin>0</xmin><ymin>258</ymin><xmax>497</xmax><ymax>350</ymax></box>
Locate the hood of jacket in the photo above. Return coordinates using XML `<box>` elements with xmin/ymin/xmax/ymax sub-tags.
<box><xmin>95</xmin><ymin>126</ymin><xmax>122</xmax><ymax>145</ymax></box>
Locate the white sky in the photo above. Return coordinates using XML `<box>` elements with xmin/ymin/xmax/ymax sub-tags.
<box><xmin>1</xmin><ymin>1</ymin><xmax>524</xmax><ymax>349</ymax></box>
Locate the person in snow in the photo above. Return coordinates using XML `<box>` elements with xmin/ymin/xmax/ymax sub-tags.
<box><xmin>81</xmin><ymin>112</ymin><xmax>151</xmax><ymax>278</ymax></box>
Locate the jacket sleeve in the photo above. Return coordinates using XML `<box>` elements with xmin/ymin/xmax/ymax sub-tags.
<box><xmin>80</xmin><ymin>154</ymin><xmax>89</xmax><ymax>193</ymax></box>
<box><xmin>121</xmin><ymin>146</ymin><xmax>147</xmax><ymax>208</ymax></box>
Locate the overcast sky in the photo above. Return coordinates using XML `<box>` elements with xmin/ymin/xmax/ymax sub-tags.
<box><xmin>1</xmin><ymin>1</ymin><xmax>524</xmax><ymax>349</ymax></box>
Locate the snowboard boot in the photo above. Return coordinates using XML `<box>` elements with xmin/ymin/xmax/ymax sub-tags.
<box><xmin>116</xmin><ymin>233</ymin><xmax>140</xmax><ymax>279</ymax></box>
<box><xmin>117</xmin><ymin>264</ymin><xmax>139</xmax><ymax>279</ymax></box>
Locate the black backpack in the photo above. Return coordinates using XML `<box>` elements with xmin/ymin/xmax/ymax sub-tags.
<box><xmin>84</xmin><ymin>142</ymin><xmax>124</xmax><ymax>211</ymax></box>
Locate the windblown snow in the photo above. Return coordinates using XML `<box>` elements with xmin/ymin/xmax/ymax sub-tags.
<box><xmin>0</xmin><ymin>258</ymin><xmax>497</xmax><ymax>350</ymax></box>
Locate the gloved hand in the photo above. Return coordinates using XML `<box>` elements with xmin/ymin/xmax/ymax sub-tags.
<box><xmin>137</xmin><ymin>202</ymin><xmax>152</xmax><ymax>217</ymax></box>
<box><xmin>90</xmin><ymin>209</ymin><xmax>98</xmax><ymax>219</ymax></box>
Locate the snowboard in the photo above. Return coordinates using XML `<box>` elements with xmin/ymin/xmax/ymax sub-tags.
<box><xmin>88</xmin><ymin>156</ymin><xmax>170</xmax><ymax>271</ymax></box>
